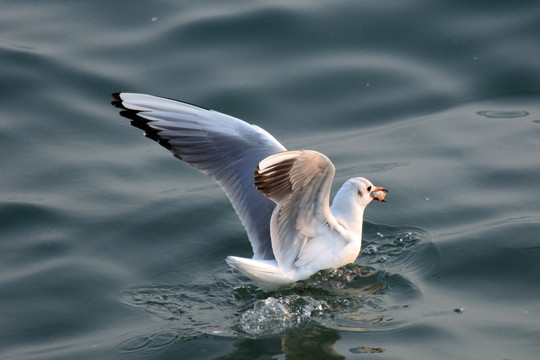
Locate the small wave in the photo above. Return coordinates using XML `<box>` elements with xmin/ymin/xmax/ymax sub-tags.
<box><xmin>118</xmin><ymin>331</ymin><xmax>179</xmax><ymax>355</ymax></box>
<box><xmin>361</xmin><ymin>223</ymin><xmax>439</xmax><ymax>276</ymax></box>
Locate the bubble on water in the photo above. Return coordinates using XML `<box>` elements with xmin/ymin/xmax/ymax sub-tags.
<box><xmin>476</xmin><ymin>110</ymin><xmax>529</xmax><ymax>118</ymax></box>
<box><xmin>394</xmin><ymin>232</ymin><xmax>414</xmax><ymax>246</ymax></box>
<box><xmin>240</xmin><ymin>295</ymin><xmax>329</xmax><ymax>335</ymax></box>
<box><xmin>362</xmin><ymin>244</ymin><xmax>378</xmax><ymax>255</ymax></box>
<box><xmin>377</xmin><ymin>256</ymin><xmax>388</xmax><ymax>263</ymax></box>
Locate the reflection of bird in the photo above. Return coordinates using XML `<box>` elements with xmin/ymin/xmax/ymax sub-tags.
<box><xmin>113</xmin><ymin>93</ymin><xmax>388</xmax><ymax>290</ymax></box>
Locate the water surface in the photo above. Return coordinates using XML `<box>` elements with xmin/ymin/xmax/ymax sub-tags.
<box><xmin>1</xmin><ymin>1</ymin><xmax>540</xmax><ymax>359</ymax></box>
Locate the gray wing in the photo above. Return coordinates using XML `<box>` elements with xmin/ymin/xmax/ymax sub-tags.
<box><xmin>112</xmin><ymin>93</ymin><xmax>286</xmax><ymax>260</ymax></box>
<box><xmin>254</xmin><ymin>150</ymin><xmax>337</xmax><ymax>271</ymax></box>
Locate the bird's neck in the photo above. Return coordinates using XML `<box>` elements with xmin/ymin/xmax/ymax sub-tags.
<box><xmin>330</xmin><ymin>187</ymin><xmax>365</xmax><ymax>235</ymax></box>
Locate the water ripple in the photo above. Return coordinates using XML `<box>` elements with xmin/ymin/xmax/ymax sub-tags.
<box><xmin>476</xmin><ymin>110</ymin><xmax>530</xmax><ymax>118</ymax></box>
<box><xmin>116</xmin><ymin>226</ymin><xmax>431</xmax><ymax>342</ymax></box>
<box><xmin>119</xmin><ymin>331</ymin><xmax>179</xmax><ymax>355</ymax></box>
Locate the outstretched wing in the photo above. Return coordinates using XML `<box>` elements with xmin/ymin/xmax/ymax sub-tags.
<box><xmin>112</xmin><ymin>93</ymin><xmax>286</xmax><ymax>260</ymax></box>
<box><xmin>254</xmin><ymin>150</ymin><xmax>340</xmax><ymax>272</ymax></box>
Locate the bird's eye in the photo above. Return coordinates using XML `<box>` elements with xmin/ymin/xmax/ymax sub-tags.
<box><xmin>367</xmin><ymin>186</ymin><xmax>372</xmax><ymax>192</ymax></box>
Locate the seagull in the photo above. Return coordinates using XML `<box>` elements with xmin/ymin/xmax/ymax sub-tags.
<box><xmin>112</xmin><ymin>93</ymin><xmax>388</xmax><ymax>290</ymax></box>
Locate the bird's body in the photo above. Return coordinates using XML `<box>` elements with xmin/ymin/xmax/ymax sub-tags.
<box><xmin>113</xmin><ymin>93</ymin><xmax>387</xmax><ymax>290</ymax></box>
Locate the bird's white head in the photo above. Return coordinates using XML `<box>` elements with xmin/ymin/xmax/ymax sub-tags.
<box><xmin>349</xmin><ymin>177</ymin><xmax>388</xmax><ymax>207</ymax></box>
<box><xmin>331</xmin><ymin>177</ymin><xmax>388</xmax><ymax>222</ymax></box>
<box><xmin>328</xmin><ymin>177</ymin><xmax>387</xmax><ymax>238</ymax></box>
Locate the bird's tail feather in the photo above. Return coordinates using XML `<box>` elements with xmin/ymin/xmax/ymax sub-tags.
<box><xmin>225</xmin><ymin>256</ymin><xmax>293</xmax><ymax>291</ymax></box>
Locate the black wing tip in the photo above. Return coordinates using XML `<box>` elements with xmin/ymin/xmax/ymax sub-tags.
<box><xmin>111</xmin><ymin>92</ymin><xmax>123</xmax><ymax>107</ymax></box>
<box><xmin>111</xmin><ymin>93</ymin><xmax>174</xmax><ymax>151</ymax></box>
<box><xmin>111</xmin><ymin>92</ymin><xmax>215</xmax><ymax>152</ymax></box>
<box><xmin>130</xmin><ymin>117</ymin><xmax>174</xmax><ymax>151</ymax></box>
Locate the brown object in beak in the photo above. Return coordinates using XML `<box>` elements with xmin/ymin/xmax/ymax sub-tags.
<box><xmin>370</xmin><ymin>187</ymin><xmax>388</xmax><ymax>202</ymax></box>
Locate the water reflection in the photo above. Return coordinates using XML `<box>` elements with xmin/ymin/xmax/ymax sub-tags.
<box><xmin>215</xmin><ymin>325</ymin><xmax>346</xmax><ymax>360</ymax></box>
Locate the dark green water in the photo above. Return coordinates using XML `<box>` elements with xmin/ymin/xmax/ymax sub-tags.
<box><xmin>2</xmin><ymin>1</ymin><xmax>540</xmax><ymax>359</ymax></box>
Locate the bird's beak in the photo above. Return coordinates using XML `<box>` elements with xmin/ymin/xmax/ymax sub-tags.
<box><xmin>370</xmin><ymin>187</ymin><xmax>388</xmax><ymax>202</ymax></box>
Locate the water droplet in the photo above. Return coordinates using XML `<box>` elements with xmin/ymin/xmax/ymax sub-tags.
<box><xmin>362</xmin><ymin>244</ymin><xmax>378</xmax><ymax>255</ymax></box>
<box><xmin>476</xmin><ymin>110</ymin><xmax>529</xmax><ymax>119</ymax></box>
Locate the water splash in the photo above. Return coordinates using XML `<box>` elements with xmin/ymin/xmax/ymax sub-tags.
<box><xmin>240</xmin><ymin>295</ymin><xmax>329</xmax><ymax>335</ymax></box>
<box><xmin>238</xmin><ymin>260</ymin><xmax>424</xmax><ymax>335</ymax></box>
<box><xmin>116</xmin><ymin>225</ymin><xmax>433</xmax><ymax>346</ymax></box>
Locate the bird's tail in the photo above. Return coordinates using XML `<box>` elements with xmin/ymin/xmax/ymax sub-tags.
<box><xmin>225</xmin><ymin>256</ymin><xmax>293</xmax><ymax>291</ymax></box>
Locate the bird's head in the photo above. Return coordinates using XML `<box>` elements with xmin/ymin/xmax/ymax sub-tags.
<box><xmin>349</xmin><ymin>177</ymin><xmax>388</xmax><ymax>207</ymax></box>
